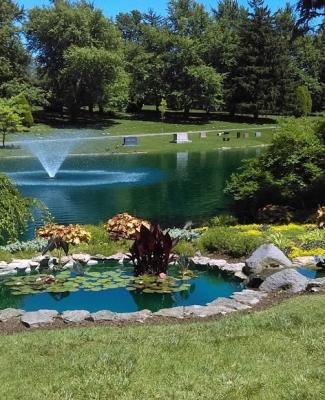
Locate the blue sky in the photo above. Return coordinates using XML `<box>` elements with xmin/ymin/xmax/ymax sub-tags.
<box><xmin>17</xmin><ymin>0</ymin><xmax>295</xmax><ymax>18</ymax></box>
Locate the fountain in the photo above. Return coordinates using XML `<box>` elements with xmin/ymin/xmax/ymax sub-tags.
<box><xmin>21</xmin><ymin>133</ymin><xmax>83</xmax><ymax>178</ymax></box>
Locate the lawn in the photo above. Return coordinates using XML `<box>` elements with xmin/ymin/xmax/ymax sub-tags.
<box><xmin>1</xmin><ymin>109</ymin><xmax>278</xmax><ymax>157</ymax></box>
<box><xmin>0</xmin><ymin>294</ymin><xmax>324</xmax><ymax>399</ymax></box>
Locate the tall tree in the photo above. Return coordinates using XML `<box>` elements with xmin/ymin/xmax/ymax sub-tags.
<box><xmin>25</xmin><ymin>0</ymin><xmax>124</xmax><ymax>113</ymax></box>
<box><xmin>0</xmin><ymin>0</ymin><xmax>29</xmax><ymax>86</ymax></box>
<box><xmin>228</xmin><ymin>0</ymin><xmax>285</xmax><ymax>118</ymax></box>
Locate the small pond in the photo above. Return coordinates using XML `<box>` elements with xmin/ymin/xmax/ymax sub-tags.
<box><xmin>0</xmin><ymin>262</ymin><xmax>243</xmax><ymax>313</ymax></box>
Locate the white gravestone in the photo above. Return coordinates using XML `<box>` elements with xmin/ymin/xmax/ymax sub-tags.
<box><xmin>172</xmin><ymin>132</ymin><xmax>191</xmax><ymax>143</ymax></box>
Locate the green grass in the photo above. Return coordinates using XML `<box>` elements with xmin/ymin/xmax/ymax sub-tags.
<box><xmin>1</xmin><ymin>109</ymin><xmax>278</xmax><ymax>157</ymax></box>
<box><xmin>1</xmin><ymin>295</ymin><xmax>325</xmax><ymax>399</ymax></box>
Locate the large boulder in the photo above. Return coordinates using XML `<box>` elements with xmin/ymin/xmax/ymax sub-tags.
<box><xmin>244</xmin><ymin>244</ymin><xmax>293</xmax><ymax>276</ymax></box>
<box><xmin>0</xmin><ymin>308</ymin><xmax>24</xmax><ymax>322</ymax></box>
<box><xmin>260</xmin><ymin>269</ymin><xmax>309</xmax><ymax>293</ymax></box>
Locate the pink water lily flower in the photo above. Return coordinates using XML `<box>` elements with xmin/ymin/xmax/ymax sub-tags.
<box><xmin>159</xmin><ymin>272</ymin><xmax>167</xmax><ymax>280</ymax></box>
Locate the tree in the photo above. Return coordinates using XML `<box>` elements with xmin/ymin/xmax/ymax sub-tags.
<box><xmin>228</xmin><ymin>0</ymin><xmax>287</xmax><ymax>118</ymax></box>
<box><xmin>295</xmin><ymin>85</ymin><xmax>313</xmax><ymax>116</ymax></box>
<box><xmin>0</xmin><ymin>174</ymin><xmax>45</xmax><ymax>243</ymax></box>
<box><xmin>295</xmin><ymin>0</ymin><xmax>325</xmax><ymax>31</ymax></box>
<box><xmin>0</xmin><ymin>0</ymin><xmax>29</xmax><ymax>86</ymax></box>
<box><xmin>0</xmin><ymin>100</ymin><xmax>22</xmax><ymax>148</ymax></box>
<box><xmin>61</xmin><ymin>46</ymin><xmax>124</xmax><ymax>114</ymax></box>
<box><xmin>25</xmin><ymin>0</ymin><xmax>124</xmax><ymax>112</ymax></box>
<box><xmin>225</xmin><ymin>118</ymin><xmax>325</xmax><ymax>217</ymax></box>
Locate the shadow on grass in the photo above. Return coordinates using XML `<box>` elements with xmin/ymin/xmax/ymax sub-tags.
<box><xmin>34</xmin><ymin>108</ymin><xmax>277</xmax><ymax>129</ymax></box>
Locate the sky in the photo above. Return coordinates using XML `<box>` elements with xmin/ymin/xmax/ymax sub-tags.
<box><xmin>17</xmin><ymin>0</ymin><xmax>296</xmax><ymax>19</ymax></box>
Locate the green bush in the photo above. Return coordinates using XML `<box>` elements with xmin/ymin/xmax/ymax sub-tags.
<box><xmin>199</xmin><ymin>227</ymin><xmax>263</xmax><ymax>258</ymax></box>
<box><xmin>173</xmin><ymin>240</ymin><xmax>196</xmax><ymax>257</ymax></box>
<box><xmin>295</xmin><ymin>85</ymin><xmax>312</xmax><ymax>117</ymax></box>
<box><xmin>208</xmin><ymin>214</ymin><xmax>238</xmax><ymax>227</ymax></box>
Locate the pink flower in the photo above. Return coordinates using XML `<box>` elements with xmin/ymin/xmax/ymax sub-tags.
<box><xmin>159</xmin><ymin>272</ymin><xmax>167</xmax><ymax>280</ymax></box>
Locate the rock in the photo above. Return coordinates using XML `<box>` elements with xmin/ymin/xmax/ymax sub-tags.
<box><xmin>315</xmin><ymin>256</ymin><xmax>325</xmax><ymax>268</ymax></box>
<box><xmin>154</xmin><ymin>306</ymin><xmax>185</xmax><ymax>318</ymax></box>
<box><xmin>247</xmin><ymin>268</ymin><xmax>283</xmax><ymax>288</ymax></box>
<box><xmin>0</xmin><ymin>262</ymin><xmax>8</xmax><ymax>269</ymax></box>
<box><xmin>91</xmin><ymin>254</ymin><xmax>107</xmax><ymax>261</ymax></box>
<box><xmin>60</xmin><ymin>256</ymin><xmax>71</xmax><ymax>266</ymax></box>
<box><xmin>292</xmin><ymin>256</ymin><xmax>316</xmax><ymax>267</ymax></box>
<box><xmin>8</xmin><ymin>260</ymin><xmax>30</xmax><ymax>271</ymax></box>
<box><xmin>90</xmin><ymin>310</ymin><xmax>117</xmax><ymax>321</ymax></box>
<box><xmin>221</xmin><ymin>262</ymin><xmax>245</xmax><ymax>274</ymax></box>
<box><xmin>244</xmin><ymin>244</ymin><xmax>293</xmax><ymax>275</ymax></box>
<box><xmin>260</xmin><ymin>269</ymin><xmax>308</xmax><ymax>293</ymax></box>
<box><xmin>115</xmin><ymin>310</ymin><xmax>152</xmax><ymax>322</ymax></box>
<box><xmin>72</xmin><ymin>254</ymin><xmax>91</xmax><ymax>264</ymax></box>
<box><xmin>32</xmin><ymin>255</ymin><xmax>46</xmax><ymax>263</ymax></box>
<box><xmin>234</xmin><ymin>271</ymin><xmax>249</xmax><ymax>281</ymax></box>
<box><xmin>208</xmin><ymin>259</ymin><xmax>228</xmax><ymax>268</ymax></box>
<box><xmin>191</xmin><ymin>256</ymin><xmax>227</xmax><ymax>268</ymax></box>
<box><xmin>184</xmin><ymin>304</ymin><xmax>234</xmax><ymax>317</ymax></box>
<box><xmin>207</xmin><ymin>297</ymin><xmax>251</xmax><ymax>311</ymax></box>
<box><xmin>106</xmin><ymin>253</ymin><xmax>129</xmax><ymax>263</ymax></box>
<box><xmin>39</xmin><ymin>256</ymin><xmax>51</xmax><ymax>270</ymax></box>
<box><xmin>307</xmin><ymin>277</ymin><xmax>325</xmax><ymax>290</ymax></box>
<box><xmin>21</xmin><ymin>310</ymin><xmax>58</xmax><ymax>327</ymax></box>
<box><xmin>0</xmin><ymin>269</ymin><xmax>16</xmax><ymax>277</ymax></box>
<box><xmin>29</xmin><ymin>261</ymin><xmax>39</xmax><ymax>271</ymax></box>
<box><xmin>87</xmin><ymin>259</ymin><xmax>98</xmax><ymax>266</ymax></box>
<box><xmin>231</xmin><ymin>289</ymin><xmax>267</xmax><ymax>305</ymax></box>
<box><xmin>61</xmin><ymin>310</ymin><xmax>91</xmax><ymax>323</ymax></box>
<box><xmin>0</xmin><ymin>308</ymin><xmax>24</xmax><ymax>322</ymax></box>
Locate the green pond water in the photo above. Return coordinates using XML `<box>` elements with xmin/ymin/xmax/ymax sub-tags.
<box><xmin>0</xmin><ymin>262</ymin><xmax>243</xmax><ymax>312</ymax></box>
<box><xmin>1</xmin><ymin>148</ymin><xmax>262</xmax><ymax>227</ymax></box>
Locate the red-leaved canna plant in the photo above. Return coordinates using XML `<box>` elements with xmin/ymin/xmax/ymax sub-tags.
<box><xmin>129</xmin><ymin>224</ymin><xmax>179</xmax><ymax>276</ymax></box>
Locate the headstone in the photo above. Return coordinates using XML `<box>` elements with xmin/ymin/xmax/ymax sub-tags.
<box><xmin>237</xmin><ymin>131</ymin><xmax>241</xmax><ymax>139</ymax></box>
<box><xmin>223</xmin><ymin>132</ymin><xmax>230</xmax><ymax>141</ymax></box>
<box><xmin>199</xmin><ymin>131</ymin><xmax>207</xmax><ymax>139</ymax></box>
<box><xmin>243</xmin><ymin>132</ymin><xmax>249</xmax><ymax>139</ymax></box>
<box><xmin>172</xmin><ymin>132</ymin><xmax>191</xmax><ymax>143</ymax></box>
<box><xmin>123</xmin><ymin>136</ymin><xmax>138</xmax><ymax>146</ymax></box>
<box><xmin>255</xmin><ymin>131</ymin><xmax>262</xmax><ymax>138</ymax></box>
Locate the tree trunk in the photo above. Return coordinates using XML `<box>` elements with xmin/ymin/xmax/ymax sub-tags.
<box><xmin>89</xmin><ymin>104</ymin><xmax>94</xmax><ymax>114</ymax></box>
<box><xmin>184</xmin><ymin>105</ymin><xmax>190</xmax><ymax>118</ymax></box>
<box><xmin>99</xmin><ymin>104</ymin><xmax>104</xmax><ymax>114</ymax></box>
<box><xmin>2</xmin><ymin>132</ymin><xmax>6</xmax><ymax>148</ymax></box>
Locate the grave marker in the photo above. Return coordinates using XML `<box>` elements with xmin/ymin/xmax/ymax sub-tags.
<box><xmin>123</xmin><ymin>136</ymin><xmax>138</xmax><ymax>146</ymax></box>
<box><xmin>172</xmin><ymin>132</ymin><xmax>191</xmax><ymax>143</ymax></box>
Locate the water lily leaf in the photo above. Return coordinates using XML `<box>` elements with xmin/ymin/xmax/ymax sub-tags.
<box><xmin>142</xmin><ymin>288</ymin><xmax>155</xmax><ymax>293</ymax></box>
<box><xmin>126</xmin><ymin>287</ymin><xmax>136</xmax><ymax>291</ymax></box>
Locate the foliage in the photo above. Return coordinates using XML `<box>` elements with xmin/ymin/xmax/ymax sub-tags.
<box><xmin>289</xmin><ymin>247</ymin><xmax>325</xmax><ymax>258</ymax></box>
<box><xmin>0</xmin><ymin>99</ymin><xmax>22</xmax><ymax>147</ymax></box>
<box><xmin>257</xmin><ymin>204</ymin><xmax>294</xmax><ymax>224</ymax></box>
<box><xmin>265</xmin><ymin>232</ymin><xmax>293</xmax><ymax>254</ymax></box>
<box><xmin>25</xmin><ymin>0</ymin><xmax>123</xmax><ymax>112</ymax></box>
<box><xmin>167</xmin><ymin>228</ymin><xmax>201</xmax><ymax>241</ymax></box>
<box><xmin>0</xmin><ymin>238</ymin><xmax>47</xmax><ymax>253</ymax></box>
<box><xmin>295</xmin><ymin>85</ymin><xmax>312</xmax><ymax>116</ymax></box>
<box><xmin>37</xmin><ymin>224</ymin><xmax>91</xmax><ymax>245</ymax></box>
<box><xmin>10</xmin><ymin>93</ymin><xmax>34</xmax><ymax>127</ymax></box>
<box><xmin>0</xmin><ymin>79</ymin><xmax>50</xmax><ymax>107</ymax></box>
<box><xmin>106</xmin><ymin>213</ymin><xmax>150</xmax><ymax>240</ymax></box>
<box><xmin>0</xmin><ymin>174</ymin><xmax>46</xmax><ymax>244</ymax></box>
<box><xmin>225</xmin><ymin>118</ymin><xmax>325</xmax><ymax>216</ymax></box>
<box><xmin>173</xmin><ymin>240</ymin><xmax>196</xmax><ymax>257</ymax></box>
<box><xmin>208</xmin><ymin>214</ymin><xmax>238</xmax><ymax>227</ymax></box>
<box><xmin>129</xmin><ymin>224</ymin><xmax>178</xmax><ymax>276</ymax></box>
<box><xmin>199</xmin><ymin>226</ymin><xmax>263</xmax><ymax>257</ymax></box>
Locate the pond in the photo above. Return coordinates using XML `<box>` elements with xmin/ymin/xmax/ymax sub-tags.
<box><xmin>0</xmin><ymin>262</ymin><xmax>243</xmax><ymax>312</ymax></box>
<box><xmin>1</xmin><ymin>148</ymin><xmax>261</xmax><ymax>227</ymax></box>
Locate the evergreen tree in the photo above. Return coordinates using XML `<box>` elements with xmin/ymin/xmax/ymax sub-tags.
<box><xmin>228</xmin><ymin>0</ymin><xmax>281</xmax><ymax>118</ymax></box>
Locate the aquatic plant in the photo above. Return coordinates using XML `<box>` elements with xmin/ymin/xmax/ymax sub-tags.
<box><xmin>106</xmin><ymin>213</ymin><xmax>150</xmax><ymax>240</ymax></box>
<box><xmin>129</xmin><ymin>224</ymin><xmax>178</xmax><ymax>276</ymax></box>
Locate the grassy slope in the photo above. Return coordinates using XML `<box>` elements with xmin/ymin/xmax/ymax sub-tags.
<box><xmin>1</xmin><ymin>110</ymin><xmax>277</xmax><ymax>157</ymax></box>
<box><xmin>0</xmin><ymin>295</ymin><xmax>324</xmax><ymax>399</ymax></box>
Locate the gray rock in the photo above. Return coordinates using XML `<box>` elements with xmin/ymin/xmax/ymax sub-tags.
<box><xmin>0</xmin><ymin>262</ymin><xmax>8</xmax><ymax>269</ymax></box>
<box><xmin>107</xmin><ymin>252</ymin><xmax>129</xmax><ymax>262</ymax></box>
<box><xmin>244</xmin><ymin>244</ymin><xmax>293</xmax><ymax>275</ymax></box>
<box><xmin>90</xmin><ymin>310</ymin><xmax>117</xmax><ymax>321</ymax></box>
<box><xmin>207</xmin><ymin>297</ymin><xmax>251</xmax><ymax>311</ymax></box>
<box><xmin>87</xmin><ymin>259</ymin><xmax>98</xmax><ymax>266</ymax></box>
<box><xmin>260</xmin><ymin>269</ymin><xmax>309</xmax><ymax>293</ymax></box>
<box><xmin>307</xmin><ymin>277</ymin><xmax>325</xmax><ymax>290</ymax></box>
<box><xmin>72</xmin><ymin>254</ymin><xmax>91</xmax><ymax>264</ymax></box>
<box><xmin>91</xmin><ymin>254</ymin><xmax>108</xmax><ymax>261</ymax></box>
<box><xmin>154</xmin><ymin>306</ymin><xmax>185</xmax><ymax>318</ymax></box>
<box><xmin>21</xmin><ymin>310</ymin><xmax>58</xmax><ymax>327</ymax></box>
<box><xmin>191</xmin><ymin>256</ymin><xmax>227</xmax><ymax>268</ymax></box>
<box><xmin>221</xmin><ymin>262</ymin><xmax>245</xmax><ymax>273</ymax></box>
<box><xmin>231</xmin><ymin>293</ymin><xmax>262</xmax><ymax>305</ymax></box>
<box><xmin>184</xmin><ymin>304</ymin><xmax>234</xmax><ymax>317</ymax></box>
<box><xmin>0</xmin><ymin>308</ymin><xmax>24</xmax><ymax>322</ymax></box>
<box><xmin>61</xmin><ymin>310</ymin><xmax>91</xmax><ymax>323</ymax></box>
<box><xmin>115</xmin><ymin>310</ymin><xmax>152</xmax><ymax>322</ymax></box>
<box><xmin>292</xmin><ymin>256</ymin><xmax>315</xmax><ymax>267</ymax></box>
